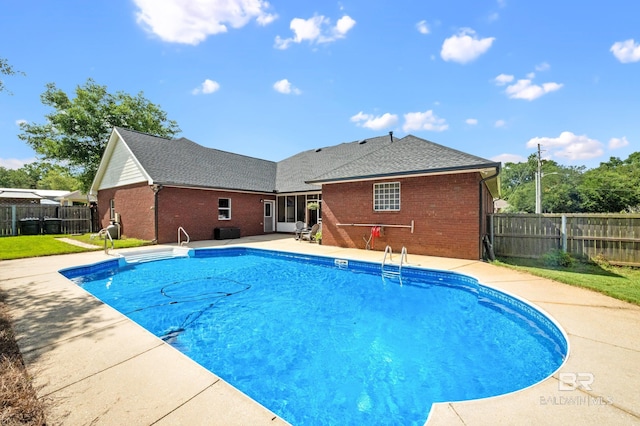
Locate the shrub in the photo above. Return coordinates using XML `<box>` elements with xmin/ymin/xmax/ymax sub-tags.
<box><xmin>542</xmin><ymin>249</ymin><xmax>574</xmax><ymax>267</ymax></box>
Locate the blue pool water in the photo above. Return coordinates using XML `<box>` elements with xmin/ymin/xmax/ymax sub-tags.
<box><xmin>62</xmin><ymin>248</ymin><xmax>567</xmax><ymax>425</ymax></box>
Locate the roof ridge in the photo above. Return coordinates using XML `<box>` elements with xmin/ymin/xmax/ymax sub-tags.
<box><xmin>303</xmin><ymin>134</ymin><xmax>395</xmax><ymax>181</ymax></box>
<box><xmin>400</xmin><ymin>134</ymin><xmax>496</xmax><ymax>163</ymax></box>
<box><xmin>185</xmin><ymin>141</ymin><xmax>277</xmax><ymax>164</ymax></box>
<box><xmin>115</xmin><ymin>126</ymin><xmax>176</xmax><ymax>141</ymax></box>
<box><xmin>123</xmin><ymin>130</ymin><xmax>277</xmax><ymax>165</ymax></box>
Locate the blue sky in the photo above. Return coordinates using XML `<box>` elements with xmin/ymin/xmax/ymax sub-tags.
<box><xmin>1</xmin><ymin>0</ymin><xmax>639</xmax><ymax>170</ymax></box>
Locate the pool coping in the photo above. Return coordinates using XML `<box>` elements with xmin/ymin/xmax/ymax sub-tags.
<box><xmin>2</xmin><ymin>234</ymin><xmax>640</xmax><ymax>425</ymax></box>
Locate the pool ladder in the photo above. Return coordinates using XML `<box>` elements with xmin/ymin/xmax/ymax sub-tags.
<box><xmin>178</xmin><ymin>226</ymin><xmax>190</xmax><ymax>246</ymax></box>
<box><xmin>381</xmin><ymin>245</ymin><xmax>408</xmax><ymax>286</ymax></box>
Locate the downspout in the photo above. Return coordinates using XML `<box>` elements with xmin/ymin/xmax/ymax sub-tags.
<box><xmin>153</xmin><ymin>184</ymin><xmax>163</xmax><ymax>244</ymax></box>
<box><xmin>479</xmin><ymin>166</ymin><xmax>500</xmax><ymax>260</ymax></box>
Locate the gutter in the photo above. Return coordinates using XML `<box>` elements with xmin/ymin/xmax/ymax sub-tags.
<box><xmin>152</xmin><ymin>184</ymin><xmax>163</xmax><ymax>244</ymax></box>
<box><xmin>479</xmin><ymin>165</ymin><xmax>501</xmax><ymax>260</ymax></box>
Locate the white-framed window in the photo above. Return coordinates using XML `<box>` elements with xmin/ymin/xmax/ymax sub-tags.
<box><xmin>109</xmin><ymin>199</ymin><xmax>116</xmax><ymax>220</ymax></box>
<box><xmin>373</xmin><ymin>182</ymin><xmax>400</xmax><ymax>211</ymax></box>
<box><xmin>218</xmin><ymin>198</ymin><xmax>231</xmax><ymax>220</ymax></box>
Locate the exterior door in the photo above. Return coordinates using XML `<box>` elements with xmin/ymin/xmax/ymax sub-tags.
<box><xmin>264</xmin><ymin>201</ymin><xmax>275</xmax><ymax>232</ymax></box>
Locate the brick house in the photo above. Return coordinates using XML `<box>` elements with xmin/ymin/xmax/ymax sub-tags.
<box><xmin>90</xmin><ymin>127</ymin><xmax>500</xmax><ymax>260</ymax></box>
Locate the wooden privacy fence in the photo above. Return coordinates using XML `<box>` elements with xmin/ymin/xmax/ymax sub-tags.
<box><xmin>0</xmin><ymin>205</ymin><xmax>94</xmax><ymax>236</ymax></box>
<box><xmin>490</xmin><ymin>213</ymin><xmax>640</xmax><ymax>267</ymax></box>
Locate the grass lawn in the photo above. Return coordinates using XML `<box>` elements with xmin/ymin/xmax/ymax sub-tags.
<box><xmin>494</xmin><ymin>257</ymin><xmax>640</xmax><ymax>306</ymax></box>
<box><xmin>0</xmin><ymin>234</ymin><xmax>151</xmax><ymax>260</ymax></box>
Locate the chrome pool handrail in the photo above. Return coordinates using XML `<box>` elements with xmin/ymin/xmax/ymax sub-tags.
<box><xmin>178</xmin><ymin>226</ymin><xmax>190</xmax><ymax>246</ymax></box>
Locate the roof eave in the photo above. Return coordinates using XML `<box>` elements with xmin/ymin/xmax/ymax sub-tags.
<box><xmin>305</xmin><ymin>163</ymin><xmax>502</xmax><ymax>185</ymax></box>
<box><xmin>155</xmin><ymin>182</ymin><xmax>276</xmax><ymax>195</ymax></box>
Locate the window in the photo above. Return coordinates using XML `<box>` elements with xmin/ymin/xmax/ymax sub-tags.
<box><xmin>296</xmin><ymin>195</ymin><xmax>306</xmax><ymax>222</ymax></box>
<box><xmin>276</xmin><ymin>194</ymin><xmax>322</xmax><ymax>223</ymax></box>
<box><xmin>218</xmin><ymin>198</ymin><xmax>231</xmax><ymax>220</ymax></box>
<box><xmin>286</xmin><ymin>196</ymin><xmax>295</xmax><ymax>222</ymax></box>
<box><xmin>277</xmin><ymin>197</ymin><xmax>286</xmax><ymax>222</ymax></box>
<box><xmin>109</xmin><ymin>199</ymin><xmax>116</xmax><ymax>220</ymax></box>
<box><xmin>373</xmin><ymin>182</ymin><xmax>400</xmax><ymax>211</ymax></box>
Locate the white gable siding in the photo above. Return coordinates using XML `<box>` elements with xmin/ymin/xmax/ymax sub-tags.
<box><xmin>98</xmin><ymin>139</ymin><xmax>147</xmax><ymax>189</ymax></box>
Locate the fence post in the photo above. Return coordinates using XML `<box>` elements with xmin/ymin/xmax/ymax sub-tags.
<box><xmin>11</xmin><ymin>205</ymin><xmax>17</xmax><ymax>236</ymax></box>
<box><xmin>561</xmin><ymin>214</ymin><xmax>567</xmax><ymax>252</ymax></box>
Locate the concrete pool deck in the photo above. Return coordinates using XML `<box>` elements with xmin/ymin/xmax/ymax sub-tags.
<box><xmin>1</xmin><ymin>234</ymin><xmax>639</xmax><ymax>425</ymax></box>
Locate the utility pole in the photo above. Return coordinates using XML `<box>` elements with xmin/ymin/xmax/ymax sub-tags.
<box><xmin>535</xmin><ymin>144</ymin><xmax>542</xmax><ymax>214</ymax></box>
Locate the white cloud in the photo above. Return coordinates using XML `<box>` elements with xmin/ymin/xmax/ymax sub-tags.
<box><xmin>526</xmin><ymin>72</ymin><xmax>536</xmax><ymax>79</ymax></box>
<box><xmin>610</xmin><ymin>39</ymin><xmax>640</xmax><ymax>63</ymax></box>
<box><xmin>274</xmin><ymin>14</ymin><xmax>355</xmax><ymax>49</ymax></box>
<box><xmin>492</xmin><ymin>153</ymin><xmax>526</xmax><ymax>164</ymax></box>
<box><xmin>350</xmin><ymin>111</ymin><xmax>369</xmax><ymax>122</ymax></box>
<box><xmin>15</xmin><ymin>119</ymin><xmax>27</xmax><ymax>126</ymax></box>
<box><xmin>273</xmin><ymin>79</ymin><xmax>301</xmax><ymax>95</ymax></box>
<box><xmin>526</xmin><ymin>131</ymin><xmax>604</xmax><ymax>161</ymax></box>
<box><xmin>609</xmin><ymin>136</ymin><xmax>629</xmax><ymax>149</ymax></box>
<box><xmin>133</xmin><ymin>0</ymin><xmax>277</xmax><ymax>45</ymax></box>
<box><xmin>335</xmin><ymin>15</ymin><xmax>356</xmax><ymax>36</ymax></box>
<box><xmin>465</xmin><ymin>118</ymin><xmax>478</xmax><ymax>125</ymax></box>
<box><xmin>416</xmin><ymin>20</ymin><xmax>429</xmax><ymax>34</ymax></box>
<box><xmin>440</xmin><ymin>28</ymin><xmax>495</xmax><ymax>64</ymax></box>
<box><xmin>504</xmin><ymin>79</ymin><xmax>563</xmax><ymax>101</ymax></box>
<box><xmin>192</xmin><ymin>79</ymin><xmax>220</xmax><ymax>95</ymax></box>
<box><xmin>0</xmin><ymin>157</ymin><xmax>36</xmax><ymax>169</ymax></box>
<box><xmin>535</xmin><ymin>62</ymin><xmax>550</xmax><ymax>71</ymax></box>
<box><xmin>402</xmin><ymin>110</ymin><xmax>448</xmax><ymax>132</ymax></box>
<box><xmin>350</xmin><ymin>112</ymin><xmax>398</xmax><ymax>130</ymax></box>
<box><xmin>494</xmin><ymin>73</ymin><xmax>514</xmax><ymax>85</ymax></box>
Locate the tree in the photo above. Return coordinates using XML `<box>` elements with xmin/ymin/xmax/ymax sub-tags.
<box><xmin>18</xmin><ymin>79</ymin><xmax>180</xmax><ymax>191</ymax></box>
<box><xmin>500</xmin><ymin>155</ymin><xmax>584</xmax><ymax>213</ymax></box>
<box><xmin>579</xmin><ymin>154</ymin><xmax>640</xmax><ymax>212</ymax></box>
<box><xmin>0</xmin><ymin>162</ymin><xmax>80</xmax><ymax>190</ymax></box>
<box><xmin>0</xmin><ymin>166</ymin><xmax>37</xmax><ymax>188</ymax></box>
<box><xmin>500</xmin><ymin>155</ymin><xmax>537</xmax><ymax>212</ymax></box>
<box><xmin>37</xmin><ymin>165</ymin><xmax>81</xmax><ymax>191</ymax></box>
<box><xmin>541</xmin><ymin>164</ymin><xmax>584</xmax><ymax>213</ymax></box>
<box><xmin>0</xmin><ymin>57</ymin><xmax>25</xmax><ymax>94</ymax></box>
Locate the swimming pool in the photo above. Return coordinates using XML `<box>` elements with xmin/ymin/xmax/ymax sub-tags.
<box><xmin>62</xmin><ymin>247</ymin><xmax>568</xmax><ymax>425</ymax></box>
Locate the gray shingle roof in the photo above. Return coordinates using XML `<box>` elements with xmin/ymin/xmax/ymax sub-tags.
<box><xmin>116</xmin><ymin>128</ymin><xmax>277</xmax><ymax>193</ymax></box>
<box><xmin>306</xmin><ymin>135</ymin><xmax>499</xmax><ymax>183</ymax></box>
<box><xmin>114</xmin><ymin>128</ymin><xmax>498</xmax><ymax>194</ymax></box>
<box><xmin>275</xmin><ymin>134</ymin><xmax>394</xmax><ymax>193</ymax></box>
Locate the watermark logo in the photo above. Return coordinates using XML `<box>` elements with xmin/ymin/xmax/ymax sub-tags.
<box><xmin>539</xmin><ymin>372</ymin><xmax>613</xmax><ymax>407</ymax></box>
<box><xmin>540</xmin><ymin>396</ymin><xmax>613</xmax><ymax>406</ymax></box>
<box><xmin>558</xmin><ymin>372</ymin><xmax>594</xmax><ymax>391</ymax></box>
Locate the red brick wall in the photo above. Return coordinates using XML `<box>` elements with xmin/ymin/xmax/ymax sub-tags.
<box><xmin>98</xmin><ymin>184</ymin><xmax>274</xmax><ymax>243</ymax></box>
<box><xmin>321</xmin><ymin>173</ymin><xmax>489</xmax><ymax>260</ymax></box>
<box><xmin>156</xmin><ymin>187</ymin><xmax>273</xmax><ymax>243</ymax></box>
<box><xmin>97</xmin><ymin>183</ymin><xmax>156</xmax><ymax>240</ymax></box>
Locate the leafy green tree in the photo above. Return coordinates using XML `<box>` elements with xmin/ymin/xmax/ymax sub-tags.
<box><xmin>579</xmin><ymin>154</ymin><xmax>640</xmax><ymax>212</ymax></box>
<box><xmin>18</xmin><ymin>79</ymin><xmax>180</xmax><ymax>191</ymax></box>
<box><xmin>501</xmin><ymin>155</ymin><xmax>584</xmax><ymax>213</ymax></box>
<box><xmin>0</xmin><ymin>166</ymin><xmax>37</xmax><ymax>188</ymax></box>
<box><xmin>540</xmin><ymin>163</ymin><xmax>584</xmax><ymax>213</ymax></box>
<box><xmin>500</xmin><ymin>155</ymin><xmax>537</xmax><ymax>212</ymax></box>
<box><xmin>0</xmin><ymin>162</ymin><xmax>81</xmax><ymax>190</ymax></box>
<box><xmin>0</xmin><ymin>57</ymin><xmax>25</xmax><ymax>94</ymax></box>
<box><xmin>37</xmin><ymin>165</ymin><xmax>81</xmax><ymax>190</ymax></box>
<box><xmin>0</xmin><ymin>167</ymin><xmax>11</xmax><ymax>187</ymax></box>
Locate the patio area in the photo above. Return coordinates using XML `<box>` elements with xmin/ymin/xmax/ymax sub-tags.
<box><xmin>1</xmin><ymin>234</ymin><xmax>639</xmax><ymax>425</ymax></box>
